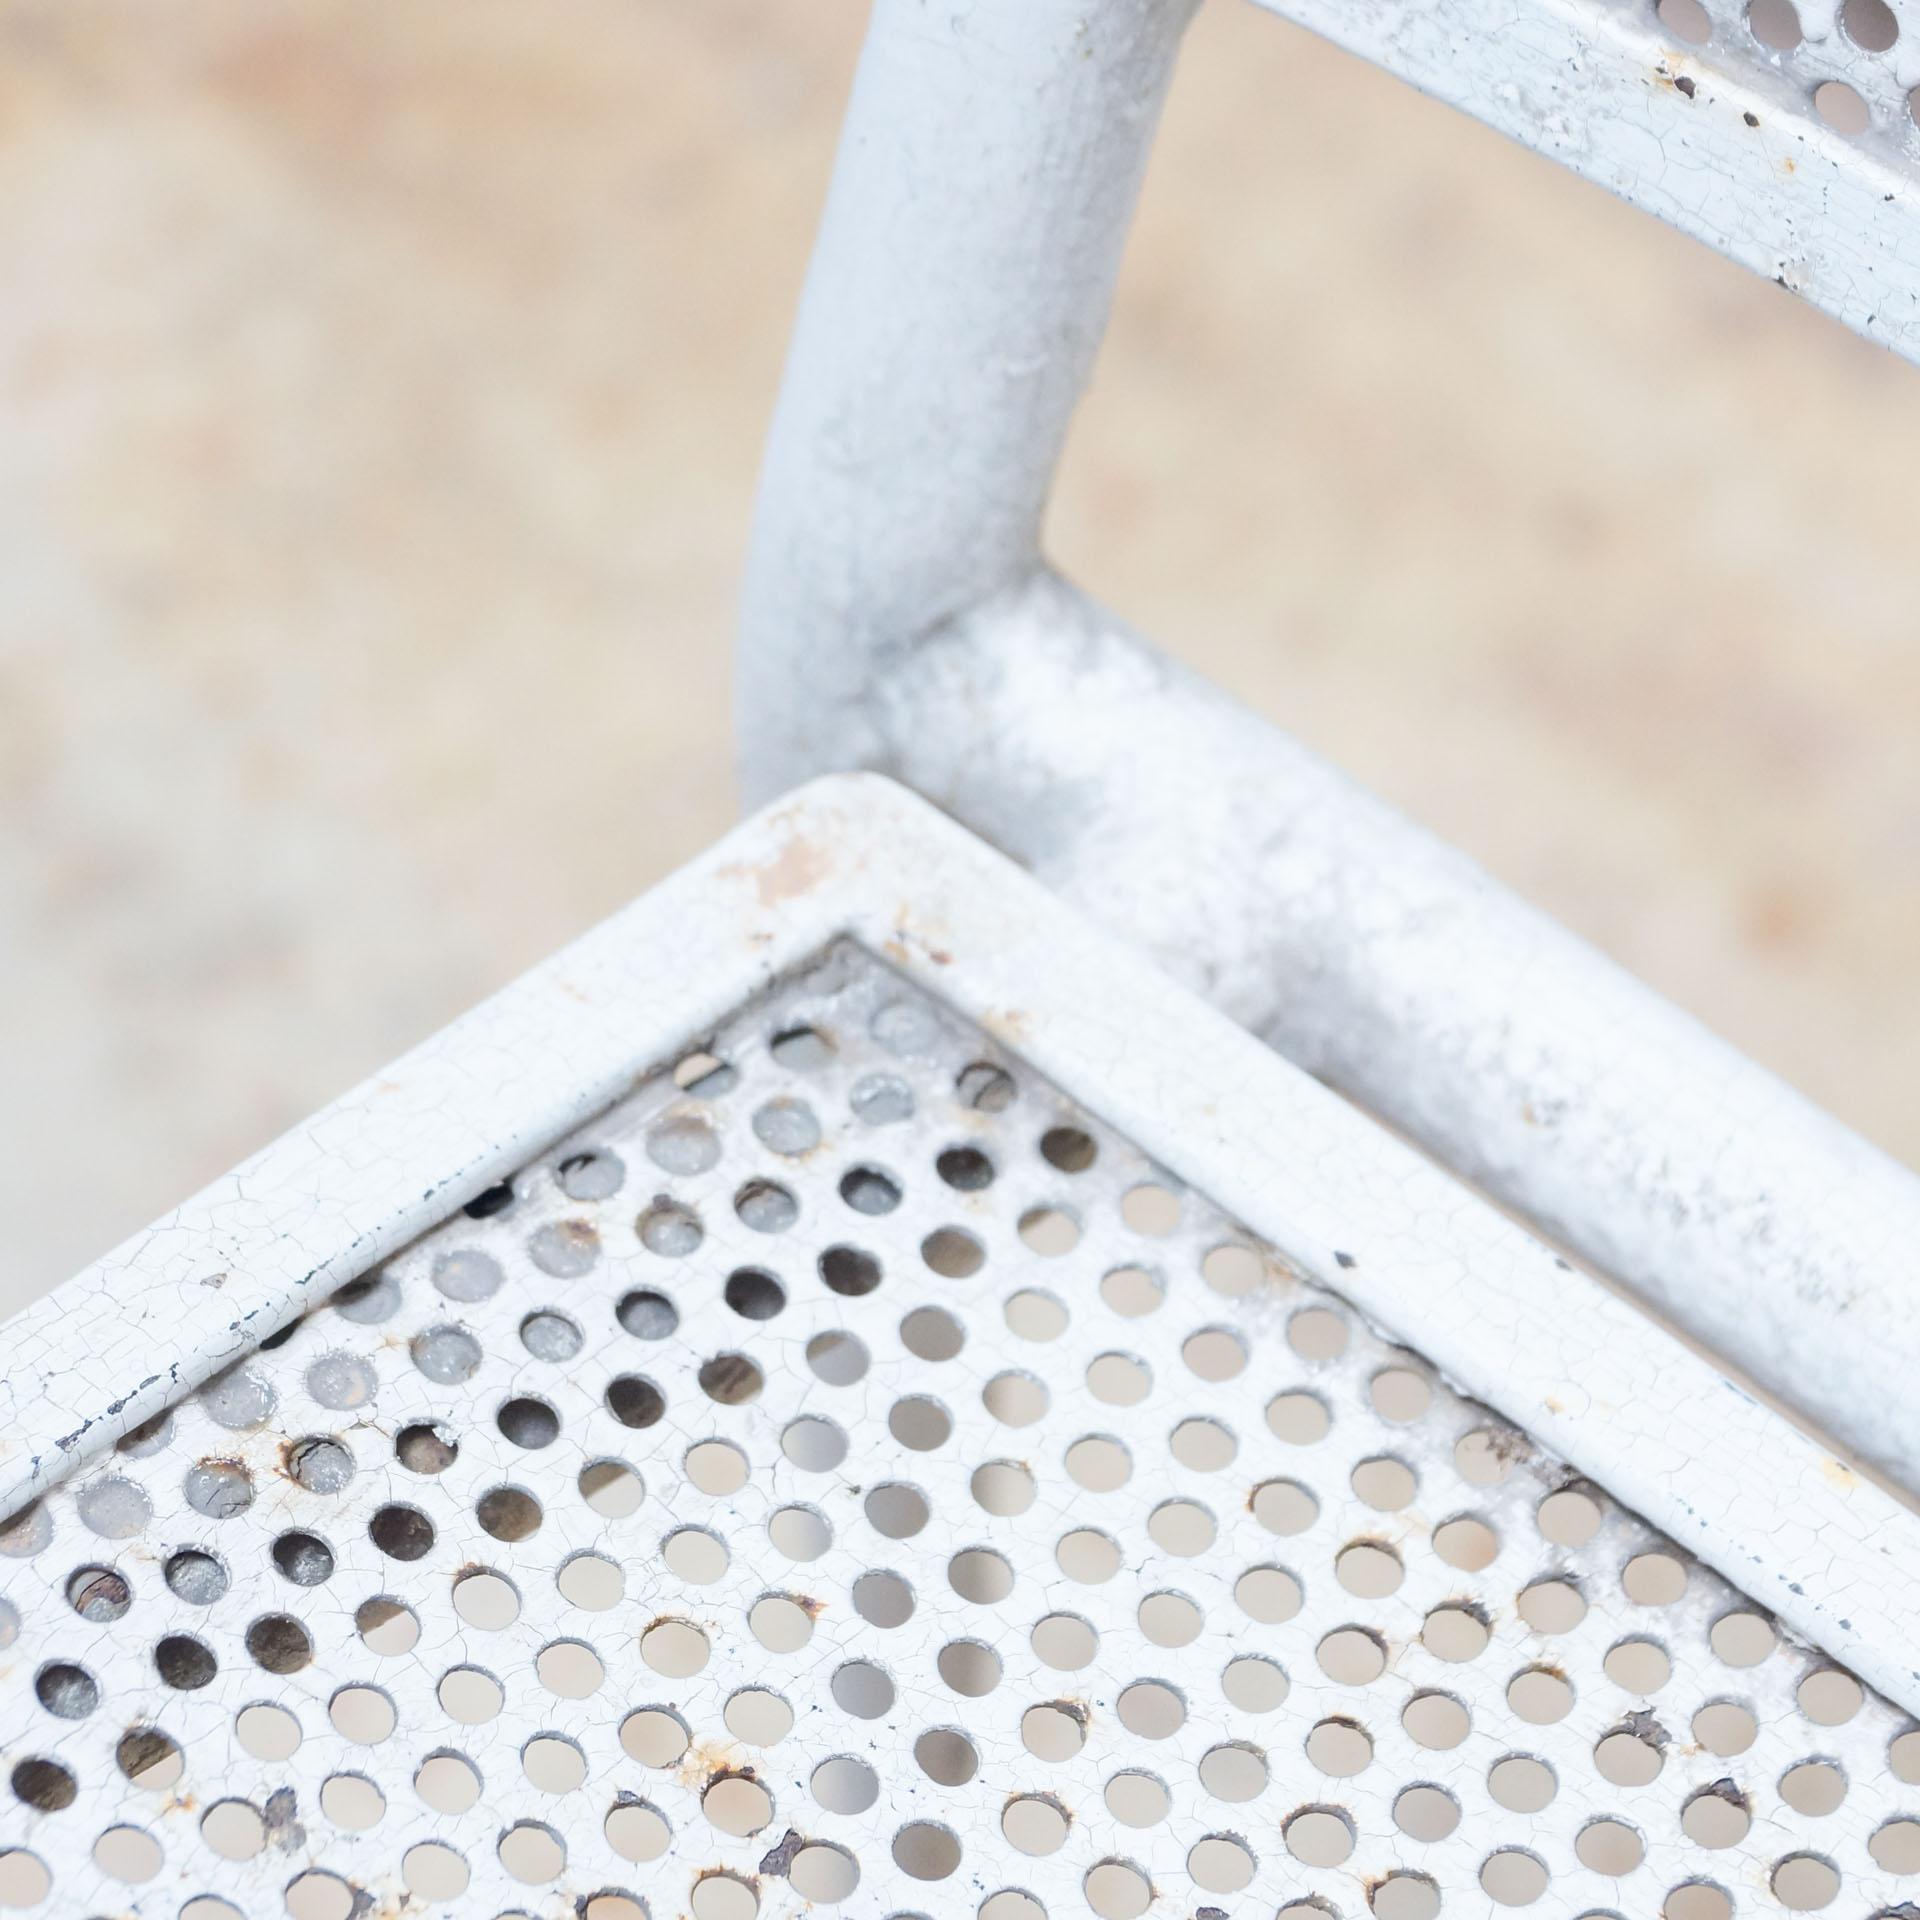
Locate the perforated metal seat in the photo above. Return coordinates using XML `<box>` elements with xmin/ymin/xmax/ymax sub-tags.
<box><xmin>4</xmin><ymin>780</ymin><xmax>1917</xmax><ymax>1919</ymax></box>
<box><xmin>10</xmin><ymin>0</ymin><xmax>1920</xmax><ymax>1908</ymax></box>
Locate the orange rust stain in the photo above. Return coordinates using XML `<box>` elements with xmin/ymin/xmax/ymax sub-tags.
<box><xmin>724</xmin><ymin>834</ymin><xmax>831</xmax><ymax>908</ymax></box>
<box><xmin>674</xmin><ymin>1736</ymin><xmax>739</xmax><ymax>1789</ymax></box>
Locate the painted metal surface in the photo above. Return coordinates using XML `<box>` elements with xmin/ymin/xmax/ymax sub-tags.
<box><xmin>1247</xmin><ymin>0</ymin><xmax>1920</xmax><ymax>368</ymax></box>
<box><xmin>737</xmin><ymin>0</ymin><xmax>1198</xmax><ymax>803</ymax></box>
<box><xmin>737</xmin><ymin>0</ymin><xmax>1920</xmax><ymax>1499</ymax></box>
<box><xmin>4</xmin><ymin>920</ymin><xmax>1918</xmax><ymax>1917</ymax></box>
<box><xmin>4</xmin><ymin>779</ymin><xmax>1919</xmax><ymax>1913</ymax></box>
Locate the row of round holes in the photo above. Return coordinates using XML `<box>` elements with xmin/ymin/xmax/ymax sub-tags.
<box><xmin>0</xmin><ymin>1021</ymin><xmax>1896</xmax><ymax>1904</ymax></box>
<box><xmin>1656</xmin><ymin>0</ymin><xmax>1920</xmax><ymax>133</ymax></box>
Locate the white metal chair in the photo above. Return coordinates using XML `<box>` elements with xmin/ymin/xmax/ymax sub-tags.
<box><xmin>5</xmin><ymin>5</ymin><xmax>1920</xmax><ymax>1917</ymax></box>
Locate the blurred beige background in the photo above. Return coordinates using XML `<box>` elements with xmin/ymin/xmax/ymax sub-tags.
<box><xmin>3</xmin><ymin>0</ymin><xmax>1918</xmax><ymax>1309</ymax></box>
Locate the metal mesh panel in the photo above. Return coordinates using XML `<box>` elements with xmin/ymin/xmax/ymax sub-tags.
<box><xmin>1</xmin><ymin>940</ymin><xmax>1914</xmax><ymax>1919</ymax></box>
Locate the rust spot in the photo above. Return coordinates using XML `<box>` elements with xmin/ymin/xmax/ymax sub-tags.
<box><xmin>725</xmin><ymin>834</ymin><xmax>831</xmax><ymax>908</ymax></box>
<box><xmin>1622</xmin><ymin>1709</ymin><xmax>1670</xmax><ymax>1747</ymax></box>
<box><xmin>758</xmin><ymin>1828</ymin><xmax>804</xmax><ymax>1876</ymax></box>
<box><xmin>674</xmin><ymin>1737</ymin><xmax>739</xmax><ymax>1790</ymax></box>
<box><xmin>1743</xmin><ymin>880</ymin><xmax>1814</xmax><ymax>953</ymax></box>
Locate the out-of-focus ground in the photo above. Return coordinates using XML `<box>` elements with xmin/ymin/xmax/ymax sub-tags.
<box><xmin>3</xmin><ymin>0</ymin><xmax>1918</xmax><ymax>1309</ymax></box>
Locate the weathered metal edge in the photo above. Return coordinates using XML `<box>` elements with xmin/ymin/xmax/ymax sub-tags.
<box><xmin>5</xmin><ymin>772</ymin><xmax>1918</xmax><ymax>1716</ymax></box>
<box><xmin>1245</xmin><ymin>0</ymin><xmax>1920</xmax><ymax>366</ymax></box>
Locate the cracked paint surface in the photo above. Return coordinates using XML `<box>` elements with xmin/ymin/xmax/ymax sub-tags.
<box><xmin>1245</xmin><ymin>0</ymin><xmax>1920</xmax><ymax>365</ymax></box>
<box><xmin>3</xmin><ymin>776</ymin><xmax>1920</xmax><ymax>1916</ymax></box>
<box><xmin>5</xmin><ymin>921</ymin><xmax>1920</xmax><ymax>1915</ymax></box>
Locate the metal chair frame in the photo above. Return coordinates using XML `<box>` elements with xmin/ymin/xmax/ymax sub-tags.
<box><xmin>737</xmin><ymin>0</ymin><xmax>1920</xmax><ymax>1492</ymax></box>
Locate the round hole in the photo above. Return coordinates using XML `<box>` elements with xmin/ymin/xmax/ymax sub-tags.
<box><xmin>806</xmin><ymin>1329</ymin><xmax>872</xmax><ymax>1390</ymax></box>
<box><xmin>1041</xmin><ymin>1126</ymin><xmax>1096</xmax><ymax>1171</ymax></box>
<box><xmin>498</xmin><ymin>1396</ymin><xmax>562</xmax><ymax>1447</ymax></box>
<box><xmin>1122</xmin><ymin>1183</ymin><xmax>1181</xmax><ymax>1235</ymax></box>
<box><xmin>686</xmin><ymin>1440</ymin><xmax>749</xmax><ymax>1494</ymax></box>
<box><xmin>476</xmin><ymin>1485</ymin><xmax>543</xmax><ymax>1543</ymax></box>
<box><xmin>356</xmin><ymin>1596</ymin><xmax>419</xmax><ymax>1655</ymax></box>
<box><xmin>1814</xmin><ymin>79</ymin><xmax>1870</xmax><ymax>132</ymax></box>
<box><xmin>75</xmin><ymin>1475</ymin><xmax>152</xmax><ymax>1539</ymax></box>
<box><xmin>790</xmin><ymin>1842</ymin><xmax>859</xmax><ymax>1903</ymax></box>
<box><xmin>1086</xmin><ymin>1861</ymin><xmax>1152</xmax><ymax>1920</ymax></box>
<box><xmin>1799</xmin><ymin>1668</ymin><xmax>1862</xmax><ymax>1724</ymax></box>
<box><xmin>411</xmin><ymin>1323</ymin><xmax>482</xmax><ymax>1384</ymax></box>
<box><xmin>165</xmin><ymin>1547</ymin><xmax>229</xmax><ymax>1604</ymax></box>
<box><xmin>1403</xmin><ymin>1692</ymin><xmax>1469</xmax><ymax>1749</ymax></box>
<box><xmin>721</xmin><ymin>1689</ymin><xmax>791</xmax><ymax>1751</ymax></box>
<box><xmin>155</xmin><ymin>1636</ymin><xmax>217</xmax><ymax>1689</ymax></box>
<box><xmin>287</xmin><ymin>1436</ymin><xmax>354</xmax><ymax>1495</ymax></box>
<box><xmin>753</xmin><ymin>1094</ymin><xmax>821</xmax><ymax>1155</ymax></box>
<box><xmin>606</xmin><ymin>1377</ymin><xmax>664</xmax><ymax>1429</ymax></box>
<box><xmin>1508</xmin><ymin>1666</ymin><xmax>1574</xmax><ymax>1723</ymax></box>
<box><xmin>638</xmin><ymin>1199</ymin><xmax>703</xmax><ymax>1257</ymax></box>
<box><xmin>1490</xmin><ymin>1754</ymin><xmax>1557</xmax><ymax>1811</ymax></box>
<box><xmin>395</xmin><ymin>1422</ymin><xmax>458</xmax><ymax>1474</ymax></box>
<box><xmin>1102</xmin><ymin>1266</ymin><xmax>1164</xmax><ymax>1316</ymax></box>
<box><xmin>556</xmin><ymin>1147</ymin><xmax>624</xmax><ymax>1200</ymax></box>
<box><xmin>315</xmin><ymin>1761</ymin><xmax>387</xmax><ymax>1827</ymax></box>
<box><xmin>520</xmin><ymin>1309</ymin><xmax>583</xmax><ymax>1361</ymax></box>
<box><xmin>580</xmin><ymin>1459</ymin><xmax>644</xmax><ymax>1516</ymax></box>
<box><xmin>893</xmin><ymin>1823</ymin><xmax>961</xmax><ymax>1881</ymax></box>
<box><xmin>784</xmin><ymin>1415</ymin><xmax>850</xmax><ymax>1470</ymax></box>
<box><xmin>937</xmin><ymin>1145</ymin><xmax>995</xmax><ymax>1190</ymax></box>
<box><xmin>1285</xmin><ymin>1808</ymin><xmax>1353</xmax><ymax>1868</ymax></box>
<box><xmin>1480</xmin><ymin>1848</ymin><xmax>1550</xmax><ymax>1906</ymax></box>
<box><xmin>402</xmin><ymin>1840</ymin><xmax>470</xmax><ymax>1903</ymax></box>
<box><xmin>704</xmin><ymin>1774</ymin><xmax>773</xmax><ymax>1836</ymax></box>
<box><xmin>647</xmin><ymin>1113</ymin><xmax>720</xmax><ymax>1175</ymax></box>
<box><xmin>116</xmin><ymin>1726</ymin><xmax>183</xmax><ymax>1788</ymax></box>
<box><xmin>1033</xmin><ymin>1613</ymin><xmax>1098</xmax><ymax>1670</ymax></box>
<box><xmin>640</xmin><ymin>1619</ymin><xmax>710</xmax><ymax>1677</ymax></box>
<box><xmin>369</xmin><ymin>1504</ymin><xmax>434</xmax><ymax>1560</ymax></box>
<box><xmin>698</xmin><ymin>1351</ymin><xmax>764</xmax><ymax>1404</ymax></box>
<box><xmin>813</xmin><ymin>1754</ymin><xmax>879</xmax><ymax>1812</ymax></box>
<box><xmin>1843</xmin><ymin>0</ymin><xmax>1898</xmax><ymax>47</ymax></box>
<box><xmin>453</xmin><ymin>1570</ymin><xmax>519</xmax><ymax>1630</ymax></box>
<box><xmin>1117</xmin><ymin>1680</ymin><xmax>1186</xmax><ymax>1739</ymax></box>
<box><xmin>1657</xmin><ymin>0</ymin><xmax>1711</xmax><ymax>40</ymax></box>
<box><xmin>833</xmin><ymin>1660</ymin><xmax>895</xmax><ymax>1718</ymax></box>
<box><xmin>246</xmin><ymin>1614</ymin><xmax>313</xmax><ymax>1673</ymax></box>
<box><xmin>1307</xmin><ymin>1718</ymin><xmax>1372</xmax><ymax>1776</ymax></box>
<box><xmin>9</xmin><ymin>1759</ymin><xmax>74</xmax><ymax>1812</ymax></box>
<box><xmin>915</xmin><ymin>1727</ymin><xmax>979</xmax><ymax>1785</ymax></box>
<box><xmin>1771</xmin><ymin>1854</ymin><xmax>1839</xmax><ymax>1910</ymax></box>
<box><xmin>620</xmin><ymin>1707</ymin><xmax>690</xmax><ymax>1767</ymax></box>
<box><xmin>1223</xmin><ymin>1655</ymin><xmax>1289</xmax><ymax>1712</ymax></box>
<box><xmin>606</xmin><ymin>1801</ymin><xmax>671</xmax><ymax>1863</ymax></box>
<box><xmin>329</xmin><ymin>1684</ymin><xmax>395</xmax><ymax>1744</ymax></box>
<box><xmin>184</xmin><ymin>1459</ymin><xmax>253</xmax><ymax>1519</ymax></box>
<box><xmin>737</xmin><ymin>1178</ymin><xmax>799</xmax><ymax>1232</ymax></box>
<box><xmin>937</xmin><ymin>1639</ymin><xmax>1001</xmax><ymax>1696</ymax></box>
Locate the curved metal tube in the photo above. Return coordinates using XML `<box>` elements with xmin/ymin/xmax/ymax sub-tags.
<box><xmin>737</xmin><ymin>0</ymin><xmax>1920</xmax><ymax>1492</ymax></box>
